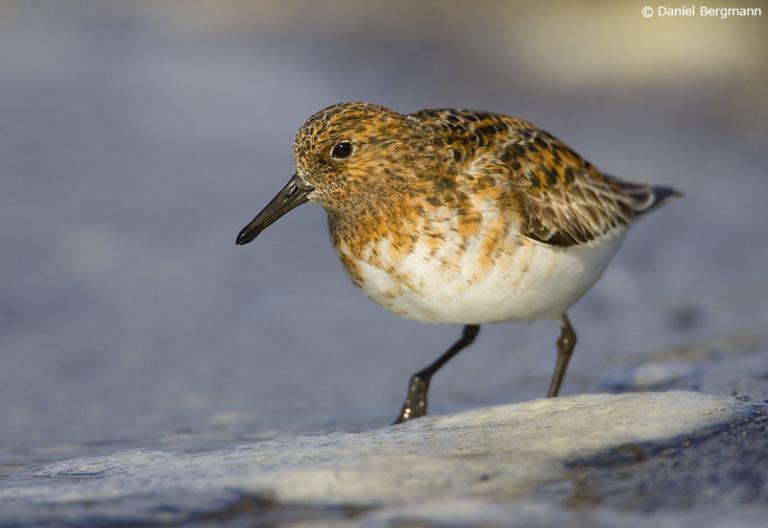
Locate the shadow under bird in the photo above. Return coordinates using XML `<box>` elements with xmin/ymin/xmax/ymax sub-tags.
<box><xmin>236</xmin><ymin>102</ymin><xmax>680</xmax><ymax>424</ymax></box>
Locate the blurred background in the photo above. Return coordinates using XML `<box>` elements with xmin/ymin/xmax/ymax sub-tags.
<box><xmin>1</xmin><ymin>0</ymin><xmax>766</xmax><ymax>460</ymax></box>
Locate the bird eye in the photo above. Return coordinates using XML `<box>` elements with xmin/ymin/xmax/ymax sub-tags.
<box><xmin>331</xmin><ymin>141</ymin><xmax>353</xmax><ymax>160</ymax></box>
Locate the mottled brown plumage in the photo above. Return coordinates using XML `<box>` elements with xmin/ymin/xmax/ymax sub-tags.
<box><xmin>292</xmin><ymin>104</ymin><xmax>672</xmax><ymax>258</ymax></box>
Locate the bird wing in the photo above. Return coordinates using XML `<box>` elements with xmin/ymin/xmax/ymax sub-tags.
<box><xmin>496</xmin><ymin>133</ymin><xmax>636</xmax><ymax>246</ymax></box>
<box><xmin>410</xmin><ymin>109</ymin><xmax>637</xmax><ymax>247</ymax></box>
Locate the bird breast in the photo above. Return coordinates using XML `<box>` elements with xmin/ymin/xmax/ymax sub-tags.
<box><xmin>332</xmin><ymin>212</ymin><xmax>625</xmax><ymax>325</ymax></box>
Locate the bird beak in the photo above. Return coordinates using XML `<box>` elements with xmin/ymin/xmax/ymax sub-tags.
<box><xmin>235</xmin><ymin>173</ymin><xmax>314</xmax><ymax>245</ymax></box>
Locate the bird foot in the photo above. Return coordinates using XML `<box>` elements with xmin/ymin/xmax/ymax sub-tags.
<box><xmin>393</xmin><ymin>375</ymin><xmax>429</xmax><ymax>424</ymax></box>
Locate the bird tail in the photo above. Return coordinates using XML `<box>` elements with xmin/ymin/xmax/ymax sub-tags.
<box><xmin>605</xmin><ymin>176</ymin><xmax>682</xmax><ymax>216</ymax></box>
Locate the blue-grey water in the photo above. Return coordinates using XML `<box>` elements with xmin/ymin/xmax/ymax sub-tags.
<box><xmin>1</xmin><ymin>2</ymin><xmax>767</xmax><ymax>526</ymax></box>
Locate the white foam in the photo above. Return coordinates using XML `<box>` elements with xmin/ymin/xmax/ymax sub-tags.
<box><xmin>0</xmin><ymin>392</ymin><xmax>741</xmax><ymax>524</ymax></box>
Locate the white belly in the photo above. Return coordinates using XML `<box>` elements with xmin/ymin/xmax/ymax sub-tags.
<box><xmin>341</xmin><ymin>232</ymin><xmax>625</xmax><ymax>324</ymax></box>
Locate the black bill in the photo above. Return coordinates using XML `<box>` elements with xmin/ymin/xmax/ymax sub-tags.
<box><xmin>235</xmin><ymin>173</ymin><xmax>314</xmax><ymax>245</ymax></box>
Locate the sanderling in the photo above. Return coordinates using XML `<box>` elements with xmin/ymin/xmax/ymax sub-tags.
<box><xmin>236</xmin><ymin>102</ymin><xmax>680</xmax><ymax>424</ymax></box>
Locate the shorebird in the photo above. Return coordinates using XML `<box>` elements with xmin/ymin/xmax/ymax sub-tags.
<box><xmin>236</xmin><ymin>102</ymin><xmax>680</xmax><ymax>424</ymax></box>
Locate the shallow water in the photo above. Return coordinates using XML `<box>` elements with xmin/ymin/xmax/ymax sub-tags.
<box><xmin>1</xmin><ymin>2</ymin><xmax>767</xmax><ymax>526</ymax></box>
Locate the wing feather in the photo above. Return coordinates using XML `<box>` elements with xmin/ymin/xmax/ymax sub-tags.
<box><xmin>507</xmin><ymin>134</ymin><xmax>636</xmax><ymax>246</ymax></box>
<box><xmin>410</xmin><ymin>109</ymin><xmax>670</xmax><ymax>247</ymax></box>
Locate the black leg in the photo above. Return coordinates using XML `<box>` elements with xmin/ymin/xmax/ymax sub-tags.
<box><xmin>547</xmin><ymin>314</ymin><xmax>577</xmax><ymax>398</ymax></box>
<box><xmin>393</xmin><ymin>324</ymin><xmax>480</xmax><ymax>424</ymax></box>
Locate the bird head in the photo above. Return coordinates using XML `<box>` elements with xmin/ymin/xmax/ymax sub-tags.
<box><xmin>236</xmin><ymin>102</ymin><xmax>431</xmax><ymax>245</ymax></box>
